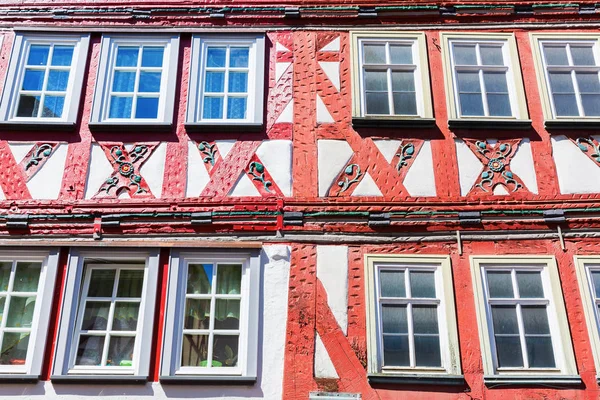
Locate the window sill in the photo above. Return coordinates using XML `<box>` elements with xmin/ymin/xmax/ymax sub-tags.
<box><xmin>545</xmin><ymin>119</ymin><xmax>600</xmax><ymax>130</ymax></box>
<box><xmin>483</xmin><ymin>375</ymin><xmax>582</xmax><ymax>388</ymax></box>
<box><xmin>185</xmin><ymin>122</ymin><xmax>263</xmax><ymax>132</ymax></box>
<box><xmin>448</xmin><ymin>118</ymin><xmax>532</xmax><ymax>130</ymax></box>
<box><xmin>0</xmin><ymin>120</ymin><xmax>76</xmax><ymax>131</ymax></box>
<box><xmin>368</xmin><ymin>373</ymin><xmax>465</xmax><ymax>386</ymax></box>
<box><xmin>88</xmin><ymin>121</ymin><xmax>172</xmax><ymax>132</ymax></box>
<box><xmin>160</xmin><ymin>375</ymin><xmax>257</xmax><ymax>385</ymax></box>
<box><xmin>352</xmin><ymin>117</ymin><xmax>436</xmax><ymax>129</ymax></box>
<box><xmin>0</xmin><ymin>374</ymin><xmax>39</xmax><ymax>383</ymax></box>
<box><xmin>50</xmin><ymin>375</ymin><xmax>148</xmax><ymax>384</ymax></box>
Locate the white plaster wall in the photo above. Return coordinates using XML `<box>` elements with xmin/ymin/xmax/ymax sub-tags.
<box><xmin>317</xmin><ymin>140</ymin><xmax>353</xmax><ymax>197</ymax></box>
<box><xmin>319</xmin><ymin>62</ymin><xmax>340</xmax><ymax>91</ymax></box>
<box><xmin>84</xmin><ymin>143</ymin><xmax>114</xmax><ymax>199</ymax></box>
<box><xmin>139</xmin><ymin>142</ymin><xmax>167</xmax><ymax>198</ymax></box>
<box><xmin>27</xmin><ymin>144</ymin><xmax>68</xmax><ymax>200</ymax></box>
<box><xmin>351</xmin><ymin>172</ymin><xmax>382</xmax><ymax>197</ymax></box>
<box><xmin>255</xmin><ymin>140</ymin><xmax>293</xmax><ymax>197</ymax></box>
<box><xmin>403</xmin><ymin>141</ymin><xmax>437</xmax><ymax>197</ymax></box>
<box><xmin>510</xmin><ymin>138</ymin><xmax>538</xmax><ymax>194</ymax></box>
<box><xmin>373</xmin><ymin>140</ymin><xmax>401</xmax><ymax>164</ymax></box>
<box><xmin>314</xmin><ymin>333</ymin><xmax>339</xmax><ymax>379</ymax></box>
<box><xmin>9</xmin><ymin>143</ymin><xmax>34</xmax><ymax>164</ymax></box>
<box><xmin>0</xmin><ymin>245</ymin><xmax>291</xmax><ymax>400</ymax></box>
<box><xmin>316</xmin><ymin>94</ymin><xmax>334</xmax><ymax>123</ymax></box>
<box><xmin>455</xmin><ymin>139</ymin><xmax>483</xmax><ymax>196</ymax></box>
<box><xmin>552</xmin><ymin>135</ymin><xmax>600</xmax><ymax>194</ymax></box>
<box><xmin>229</xmin><ymin>172</ymin><xmax>261</xmax><ymax>197</ymax></box>
<box><xmin>185</xmin><ymin>141</ymin><xmax>211</xmax><ymax>197</ymax></box>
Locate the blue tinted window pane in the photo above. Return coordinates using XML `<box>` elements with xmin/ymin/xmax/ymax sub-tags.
<box><xmin>135</xmin><ymin>97</ymin><xmax>159</xmax><ymax>119</ymax></box>
<box><xmin>495</xmin><ymin>336</ymin><xmax>523</xmax><ymax>367</ymax></box>
<box><xmin>112</xmin><ymin>71</ymin><xmax>136</xmax><ymax>92</ymax></box>
<box><xmin>27</xmin><ymin>45</ymin><xmax>50</xmax><ymax>66</ymax></box>
<box><xmin>229</xmin><ymin>47</ymin><xmax>249</xmax><ymax>68</ymax></box>
<box><xmin>16</xmin><ymin>95</ymin><xmax>41</xmax><ymax>117</ymax></box>
<box><xmin>459</xmin><ymin>93</ymin><xmax>484</xmax><ymax>116</ymax></box>
<box><xmin>187</xmin><ymin>264</ymin><xmax>213</xmax><ymax>294</ymax></box>
<box><xmin>487</xmin><ymin>94</ymin><xmax>512</xmax><ymax>117</ymax></box>
<box><xmin>414</xmin><ymin>335</ymin><xmax>441</xmax><ymax>367</ymax></box>
<box><xmin>41</xmin><ymin>95</ymin><xmax>65</xmax><ymax>118</ymax></box>
<box><xmin>22</xmin><ymin>70</ymin><xmax>45</xmax><ymax>91</ymax></box>
<box><xmin>227</xmin><ymin>97</ymin><xmax>247</xmax><ymax>119</ymax></box>
<box><xmin>51</xmin><ymin>46</ymin><xmax>74</xmax><ymax>66</ymax></box>
<box><xmin>203</xmin><ymin>97</ymin><xmax>223</xmax><ymax>119</ymax></box>
<box><xmin>207</xmin><ymin>48</ymin><xmax>226</xmax><ymax>68</ymax></box>
<box><xmin>526</xmin><ymin>336</ymin><xmax>555</xmax><ymax>368</ymax></box>
<box><xmin>381</xmin><ymin>305</ymin><xmax>408</xmax><ymax>333</ymax></box>
<box><xmin>141</xmin><ymin>47</ymin><xmax>164</xmax><ymax>67</ymax></box>
<box><xmin>205</xmin><ymin>72</ymin><xmax>224</xmax><ymax>93</ymax></box>
<box><xmin>116</xmin><ymin>47</ymin><xmax>140</xmax><ymax>67</ymax></box>
<box><xmin>109</xmin><ymin>96</ymin><xmax>133</xmax><ymax>118</ymax></box>
<box><xmin>47</xmin><ymin>70</ymin><xmax>70</xmax><ymax>91</ymax></box>
<box><xmin>553</xmin><ymin>94</ymin><xmax>579</xmax><ymax>116</ymax></box>
<box><xmin>228</xmin><ymin>72</ymin><xmax>248</xmax><ymax>93</ymax></box>
<box><xmin>138</xmin><ymin>72</ymin><xmax>162</xmax><ymax>93</ymax></box>
<box><xmin>383</xmin><ymin>335</ymin><xmax>409</xmax><ymax>366</ymax></box>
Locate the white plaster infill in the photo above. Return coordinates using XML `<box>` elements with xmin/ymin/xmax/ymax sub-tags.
<box><xmin>27</xmin><ymin>143</ymin><xmax>68</xmax><ymax>200</ymax></box>
<box><xmin>275</xmin><ymin>61</ymin><xmax>291</xmax><ymax>82</ymax></box>
<box><xmin>552</xmin><ymin>135</ymin><xmax>600</xmax><ymax>194</ymax></box>
<box><xmin>318</xmin><ymin>62</ymin><xmax>340</xmax><ymax>91</ymax></box>
<box><xmin>229</xmin><ymin>171</ymin><xmax>261</xmax><ymax>197</ymax></box>
<box><xmin>510</xmin><ymin>138</ymin><xmax>538</xmax><ymax>194</ymax></box>
<box><xmin>275</xmin><ymin>99</ymin><xmax>294</xmax><ymax>124</ymax></box>
<box><xmin>255</xmin><ymin>140</ymin><xmax>293</xmax><ymax>197</ymax></box>
<box><xmin>403</xmin><ymin>140</ymin><xmax>436</xmax><ymax>197</ymax></box>
<box><xmin>316</xmin><ymin>94</ymin><xmax>334</xmax><ymax>123</ymax></box>
<box><xmin>139</xmin><ymin>142</ymin><xmax>166</xmax><ymax>198</ymax></box>
<box><xmin>351</xmin><ymin>172</ymin><xmax>382</xmax><ymax>197</ymax></box>
<box><xmin>373</xmin><ymin>140</ymin><xmax>401</xmax><ymax>164</ymax></box>
<box><xmin>314</xmin><ymin>333</ymin><xmax>339</xmax><ymax>379</ymax></box>
<box><xmin>455</xmin><ymin>139</ymin><xmax>484</xmax><ymax>196</ymax></box>
<box><xmin>320</xmin><ymin>37</ymin><xmax>340</xmax><ymax>52</ymax></box>
<box><xmin>185</xmin><ymin>141</ymin><xmax>211</xmax><ymax>198</ymax></box>
<box><xmin>317</xmin><ymin>140</ymin><xmax>353</xmax><ymax>197</ymax></box>
<box><xmin>84</xmin><ymin>143</ymin><xmax>114</xmax><ymax>199</ymax></box>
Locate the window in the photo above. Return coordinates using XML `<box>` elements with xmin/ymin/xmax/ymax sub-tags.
<box><xmin>470</xmin><ymin>256</ymin><xmax>578</xmax><ymax>385</ymax></box>
<box><xmin>364</xmin><ymin>255</ymin><xmax>461</xmax><ymax>380</ymax></box>
<box><xmin>161</xmin><ymin>251</ymin><xmax>260</xmax><ymax>381</ymax></box>
<box><xmin>0</xmin><ymin>34</ymin><xmax>89</xmax><ymax>126</ymax></box>
<box><xmin>0</xmin><ymin>250</ymin><xmax>59</xmax><ymax>378</ymax></box>
<box><xmin>186</xmin><ymin>35</ymin><xmax>265</xmax><ymax>127</ymax></box>
<box><xmin>350</xmin><ymin>32</ymin><xmax>434</xmax><ymax>126</ymax></box>
<box><xmin>531</xmin><ymin>34</ymin><xmax>600</xmax><ymax>126</ymax></box>
<box><xmin>440</xmin><ymin>33</ymin><xmax>529</xmax><ymax>127</ymax></box>
<box><xmin>90</xmin><ymin>35</ymin><xmax>179</xmax><ymax>126</ymax></box>
<box><xmin>574</xmin><ymin>256</ymin><xmax>600</xmax><ymax>380</ymax></box>
<box><xmin>52</xmin><ymin>249</ymin><xmax>159</xmax><ymax>380</ymax></box>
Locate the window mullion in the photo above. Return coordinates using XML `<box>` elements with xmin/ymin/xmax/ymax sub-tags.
<box><xmin>206</xmin><ymin>264</ymin><xmax>218</xmax><ymax>367</ymax></box>
<box><xmin>407</xmin><ymin>302</ymin><xmax>415</xmax><ymax>368</ymax></box>
<box><xmin>37</xmin><ymin>45</ymin><xmax>53</xmax><ymax>118</ymax></box>
<box><xmin>222</xmin><ymin>46</ymin><xmax>231</xmax><ymax>120</ymax></box>
<box><xmin>516</xmin><ymin>303</ymin><xmax>529</xmax><ymax>368</ymax></box>
<box><xmin>131</xmin><ymin>47</ymin><xmax>143</xmax><ymax>119</ymax></box>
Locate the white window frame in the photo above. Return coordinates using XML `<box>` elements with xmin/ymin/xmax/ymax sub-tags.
<box><xmin>350</xmin><ymin>31</ymin><xmax>433</xmax><ymax>120</ymax></box>
<box><xmin>160</xmin><ymin>250</ymin><xmax>260</xmax><ymax>380</ymax></box>
<box><xmin>52</xmin><ymin>249</ymin><xmax>159</xmax><ymax>378</ymax></box>
<box><xmin>441</xmin><ymin>32</ymin><xmax>528</xmax><ymax>121</ymax></box>
<box><xmin>90</xmin><ymin>34</ymin><xmax>179</xmax><ymax>126</ymax></box>
<box><xmin>531</xmin><ymin>34</ymin><xmax>600</xmax><ymax>122</ymax></box>
<box><xmin>364</xmin><ymin>254</ymin><xmax>461</xmax><ymax>377</ymax></box>
<box><xmin>0</xmin><ymin>33</ymin><xmax>89</xmax><ymax>125</ymax></box>
<box><xmin>574</xmin><ymin>256</ymin><xmax>600</xmax><ymax>380</ymax></box>
<box><xmin>470</xmin><ymin>255</ymin><xmax>577</xmax><ymax>379</ymax></box>
<box><xmin>0</xmin><ymin>249</ymin><xmax>59</xmax><ymax>378</ymax></box>
<box><xmin>186</xmin><ymin>34</ymin><xmax>265</xmax><ymax>127</ymax></box>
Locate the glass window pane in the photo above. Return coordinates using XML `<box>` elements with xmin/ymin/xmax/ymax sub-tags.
<box><xmin>213</xmin><ymin>335</ymin><xmax>239</xmax><ymax>367</ymax></box>
<box><xmin>112</xmin><ymin>302</ymin><xmax>140</xmax><ymax>331</ymax></box>
<box><xmin>487</xmin><ymin>271</ymin><xmax>514</xmax><ymax>298</ymax></box>
<box><xmin>181</xmin><ymin>334</ymin><xmax>209</xmax><ymax>367</ymax></box>
<box><xmin>390</xmin><ymin>45</ymin><xmax>412</xmax><ymax>64</ymax></box>
<box><xmin>228</xmin><ymin>72</ymin><xmax>248</xmax><ymax>93</ymax></box>
<box><xmin>393</xmin><ymin>92</ymin><xmax>417</xmax><ymax>115</ymax></box>
<box><xmin>109</xmin><ymin>96</ymin><xmax>133</xmax><ymax>119</ymax></box>
<box><xmin>581</xmin><ymin>94</ymin><xmax>600</xmax><ymax>116</ymax></box>
<box><xmin>215</xmin><ymin>299</ymin><xmax>240</xmax><ymax>330</ymax></box>
<box><xmin>138</xmin><ymin>72</ymin><xmax>162</xmax><ymax>93</ymax></box>
<box><xmin>392</xmin><ymin>71</ymin><xmax>415</xmax><ymax>92</ymax></box>
<box><xmin>207</xmin><ymin>47</ymin><xmax>226</xmax><ymax>68</ymax></box>
<box><xmin>364</xmin><ymin>70</ymin><xmax>388</xmax><ymax>91</ymax></box>
<box><xmin>187</xmin><ymin>264</ymin><xmax>212</xmax><ymax>294</ymax></box>
<box><xmin>379</xmin><ymin>270</ymin><xmax>405</xmax><ymax>298</ymax></box>
<box><xmin>76</xmin><ymin>335</ymin><xmax>104</xmax><ymax>366</ymax></box>
<box><xmin>0</xmin><ymin>332</ymin><xmax>30</xmax><ymax>365</ymax></box>
<box><xmin>41</xmin><ymin>96</ymin><xmax>65</xmax><ymax>118</ymax></box>
<box><xmin>576</xmin><ymin>72</ymin><xmax>600</xmax><ymax>93</ymax></box>
<box><xmin>205</xmin><ymin>72</ymin><xmax>225</xmax><ymax>93</ymax></box>
<box><xmin>553</xmin><ymin>93</ymin><xmax>579</xmax><ymax>116</ymax></box>
<box><xmin>22</xmin><ymin>69</ymin><xmax>45</xmax><ymax>91</ymax></box>
<box><xmin>230</xmin><ymin>47</ymin><xmax>249</xmax><ymax>68</ymax></box>
<box><xmin>6</xmin><ymin>296</ymin><xmax>36</xmax><ymax>328</ymax></box>
<box><xmin>381</xmin><ymin>304</ymin><xmax>407</xmax><ymax>333</ymax></box>
<box><xmin>16</xmin><ymin>95</ymin><xmax>41</xmax><ymax>117</ymax></box>
<box><xmin>483</xmin><ymin>72</ymin><xmax>509</xmax><ymax>93</ymax></box>
<box><xmin>495</xmin><ymin>336</ymin><xmax>524</xmax><ymax>367</ymax></box>
<box><xmin>227</xmin><ymin>97</ymin><xmax>247</xmax><ymax>119</ymax></box>
<box><xmin>81</xmin><ymin>301</ymin><xmax>110</xmax><ymax>330</ymax></box>
<box><xmin>363</xmin><ymin>44</ymin><xmax>386</xmax><ymax>64</ymax></box>
<box><xmin>414</xmin><ymin>335</ymin><xmax>441</xmax><ymax>367</ymax></box>
<box><xmin>549</xmin><ymin>72</ymin><xmax>575</xmax><ymax>93</ymax></box>
<box><xmin>491</xmin><ymin>305</ymin><xmax>519</xmax><ymax>334</ymax></box>
<box><xmin>117</xmin><ymin>270</ymin><xmax>144</xmax><ymax>298</ymax></box>
<box><xmin>47</xmin><ymin>70</ymin><xmax>70</xmax><ymax>91</ymax></box>
<box><xmin>412</xmin><ymin>305</ymin><xmax>439</xmax><ymax>334</ymax></box>
<box><xmin>13</xmin><ymin>262</ymin><xmax>41</xmax><ymax>292</ymax></box>
<box><xmin>216</xmin><ymin>264</ymin><xmax>242</xmax><ymax>295</ymax></box>
<box><xmin>544</xmin><ymin>46</ymin><xmax>569</xmax><ymax>66</ymax></box>
<box><xmin>487</xmin><ymin>94</ymin><xmax>512</xmax><ymax>117</ymax></box>
<box><xmin>459</xmin><ymin>93</ymin><xmax>484</xmax><ymax>115</ymax></box>
<box><xmin>135</xmin><ymin>97</ymin><xmax>159</xmax><ymax>119</ymax></box>
<box><xmin>383</xmin><ymin>335</ymin><xmax>409</xmax><ymax>366</ymax></box>
<box><xmin>106</xmin><ymin>336</ymin><xmax>136</xmax><ymax>366</ymax></box>
<box><xmin>116</xmin><ymin>47</ymin><xmax>140</xmax><ymax>67</ymax></box>
<box><xmin>516</xmin><ymin>271</ymin><xmax>544</xmax><ymax>298</ymax></box>
<box><xmin>410</xmin><ymin>271</ymin><xmax>436</xmax><ymax>298</ymax></box>
<box><xmin>184</xmin><ymin>299</ymin><xmax>211</xmax><ymax>330</ymax></box>
<box><xmin>521</xmin><ymin>305</ymin><xmax>550</xmax><ymax>334</ymax></box>
<box><xmin>365</xmin><ymin>92</ymin><xmax>389</xmax><ymax>115</ymax></box>
<box><xmin>453</xmin><ymin>45</ymin><xmax>477</xmax><ymax>65</ymax></box>
<box><xmin>526</xmin><ymin>336</ymin><xmax>555</xmax><ymax>368</ymax></box>
<box><xmin>203</xmin><ymin>96</ymin><xmax>224</xmax><ymax>119</ymax></box>
<box><xmin>480</xmin><ymin>46</ymin><xmax>504</xmax><ymax>66</ymax></box>
<box><xmin>87</xmin><ymin>269</ymin><xmax>116</xmax><ymax>297</ymax></box>
<box><xmin>457</xmin><ymin>71</ymin><xmax>481</xmax><ymax>92</ymax></box>
<box><xmin>112</xmin><ymin>71</ymin><xmax>136</xmax><ymax>92</ymax></box>
<box><xmin>141</xmin><ymin>47</ymin><xmax>164</xmax><ymax>67</ymax></box>
<box><xmin>571</xmin><ymin>46</ymin><xmax>596</xmax><ymax>66</ymax></box>
<box><xmin>51</xmin><ymin>45</ymin><xmax>74</xmax><ymax>66</ymax></box>
<box><xmin>0</xmin><ymin>297</ymin><xmax>4</xmax><ymax>325</ymax></box>
<box><xmin>27</xmin><ymin>45</ymin><xmax>50</xmax><ymax>66</ymax></box>
<box><xmin>0</xmin><ymin>263</ymin><xmax>11</xmax><ymax>292</ymax></box>
<box><xmin>592</xmin><ymin>271</ymin><xmax>600</xmax><ymax>298</ymax></box>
